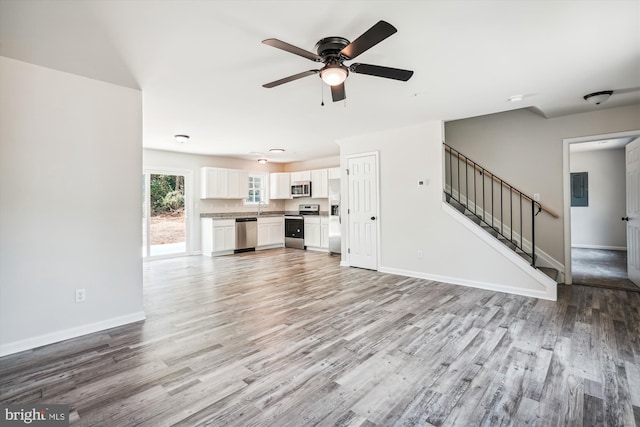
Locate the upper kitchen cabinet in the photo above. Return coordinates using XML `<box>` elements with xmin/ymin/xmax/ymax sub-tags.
<box><xmin>201</xmin><ymin>167</ymin><xmax>249</xmax><ymax>199</ymax></box>
<box><xmin>310</xmin><ymin>169</ymin><xmax>328</xmax><ymax>198</ymax></box>
<box><xmin>290</xmin><ymin>170</ymin><xmax>311</xmax><ymax>183</ymax></box>
<box><xmin>269</xmin><ymin>172</ymin><xmax>291</xmax><ymax>199</ymax></box>
<box><xmin>328</xmin><ymin>167</ymin><xmax>341</xmax><ymax>180</ymax></box>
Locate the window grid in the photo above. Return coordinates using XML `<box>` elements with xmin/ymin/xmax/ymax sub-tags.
<box><xmin>247</xmin><ymin>174</ymin><xmax>266</xmax><ymax>204</ymax></box>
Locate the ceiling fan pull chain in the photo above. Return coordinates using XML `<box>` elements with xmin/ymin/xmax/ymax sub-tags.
<box><xmin>321</xmin><ymin>81</ymin><xmax>325</xmax><ymax>106</ymax></box>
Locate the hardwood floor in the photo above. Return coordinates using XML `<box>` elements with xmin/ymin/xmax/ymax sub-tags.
<box><xmin>572</xmin><ymin>248</ymin><xmax>639</xmax><ymax>292</ymax></box>
<box><xmin>1</xmin><ymin>248</ymin><xmax>639</xmax><ymax>426</ymax></box>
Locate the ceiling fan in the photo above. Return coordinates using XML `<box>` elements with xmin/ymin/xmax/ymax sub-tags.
<box><xmin>262</xmin><ymin>20</ymin><xmax>414</xmax><ymax>102</ymax></box>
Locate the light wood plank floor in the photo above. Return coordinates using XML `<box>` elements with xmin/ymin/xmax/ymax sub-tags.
<box><xmin>1</xmin><ymin>248</ymin><xmax>639</xmax><ymax>426</ymax></box>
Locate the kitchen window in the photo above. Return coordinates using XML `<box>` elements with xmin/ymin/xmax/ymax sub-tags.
<box><xmin>246</xmin><ymin>173</ymin><xmax>268</xmax><ymax>205</ymax></box>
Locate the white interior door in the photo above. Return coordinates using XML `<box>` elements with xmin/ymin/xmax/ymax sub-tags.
<box><xmin>626</xmin><ymin>137</ymin><xmax>640</xmax><ymax>286</ymax></box>
<box><xmin>347</xmin><ymin>153</ymin><xmax>378</xmax><ymax>270</ymax></box>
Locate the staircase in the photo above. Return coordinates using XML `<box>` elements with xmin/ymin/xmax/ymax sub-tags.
<box><xmin>443</xmin><ymin>143</ymin><xmax>560</xmax><ymax>282</ymax></box>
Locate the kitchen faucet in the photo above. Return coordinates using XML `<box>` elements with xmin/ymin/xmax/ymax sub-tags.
<box><xmin>257</xmin><ymin>200</ymin><xmax>265</xmax><ymax>215</ymax></box>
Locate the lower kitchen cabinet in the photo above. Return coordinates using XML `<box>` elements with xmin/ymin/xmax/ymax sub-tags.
<box><xmin>201</xmin><ymin>218</ymin><xmax>235</xmax><ymax>256</ymax></box>
<box><xmin>304</xmin><ymin>216</ymin><xmax>329</xmax><ymax>250</ymax></box>
<box><xmin>257</xmin><ymin>216</ymin><xmax>284</xmax><ymax>248</ymax></box>
<box><xmin>320</xmin><ymin>216</ymin><xmax>329</xmax><ymax>249</ymax></box>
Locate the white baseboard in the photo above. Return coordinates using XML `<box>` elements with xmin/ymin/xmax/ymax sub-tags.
<box><xmin>379</xmin><ymin>266</ymin><xmax>556</xmax><ymax>301</ymax></box>
<box><xmin>0</xmin><ymin>311</ymin><xmax>146</xmax><ymax>357</ymax></box>
<box><xmin>572</xmin><ymin>244</ymin><xmax>626</xmax><ymax>251</ymax></box>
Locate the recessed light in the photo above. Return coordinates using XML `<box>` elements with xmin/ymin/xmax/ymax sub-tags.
<box><xmin>174</xmin><ymin>134</ymin><xmax>190</xmax><ymax>143</ymax></box>
<box><xmin>508</xmin><ymin>95</ymin><xmax>524</xmax><ymax>102</ymax></box>
<box><xmin>269</xmin><ymin>148</ymin><xmax>286</xmax><ymax>153</ymax></box>
<box><xmin>257</xmin><ymin>159</ymin><xmax>268</xmax><ymax>165</ymax></box>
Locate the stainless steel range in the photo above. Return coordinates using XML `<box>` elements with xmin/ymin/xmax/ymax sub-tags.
<box><xmin>284</xmin><ymin>204</ymin><xmax>319</xmax><ymax>249</ymax></box>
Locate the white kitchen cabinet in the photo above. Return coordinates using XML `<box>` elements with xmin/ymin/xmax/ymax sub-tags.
<box><xmin>228</xmin><ymin>169</ymin><xmax>249</xmax><ymax>199</ymax></box>
<box><xmin>304</xmin><ymin>216</ymin><xmax>322</xmax><ymax>248</ymax></box>
<box><xmin>257</xmin><ymin>216</ymin><xmax>284</xmax><ymax>248</ymax></box>
<box><xmin>311</xmin><ymin>169</ymin><xmax>328</xmax><ymax>198</ymax></box>
<box><xmin>269</xmin><ymin>172</ymin><xmax>291</xmax><ymax>199</ymax></box>
<box><xmin>201</xmin><ymin>167</ymin><xmax>248</xmax><ymax>199</ymax></box>
<box><xmin>201</xmin><ymin>168</ymin><xmax>227</xmax><ymax>198</ymax></box>
<box><xmin>320</xmin><ymin>216</ymin><xmax>329</xmax><ymax>249</ymax></box>
<box><xmin>201</xmin><ymin>218</ymin><xmax>235</xmax><ymax>256</ymax></box>
<box><xmin>328</xmin><ymin>167</ymin><xmax>341</xmax><ymax>180</ymax></box>
<box><xmin>290</xmin><ymin>170</ymin><xmax>311</xmax><ymax>183</ymax></box>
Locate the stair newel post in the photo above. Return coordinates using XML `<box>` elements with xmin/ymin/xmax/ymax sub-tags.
<box><xmin>531</xmin><ymin>201</ymin><xmax>536</xmax><ymax>267</ymax></box>
<box><xmin>473</xmin><ymin>160</ymin><xmax>477</xmax><ymax>215</ymax></box>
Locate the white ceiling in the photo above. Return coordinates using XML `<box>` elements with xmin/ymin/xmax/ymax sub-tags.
<box><xmin>570</xmin><ymin>136</ymin><xmax>636</xmax><ymax>152</ymax></box>
<box><xmin>2</xmin><ymin>0</ymin><xmax>639</xmax><ymax>163</ymax></box>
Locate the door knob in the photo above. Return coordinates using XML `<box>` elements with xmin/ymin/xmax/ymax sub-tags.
<box><xmin>370</xmin><ymin>216</ymin><xmax>376</xmax><ymax>220</ymax></box>
<box><xmin>622</xmin><ymin>217</ymin><xmax>630</xmax><ymax>221</ymax></box>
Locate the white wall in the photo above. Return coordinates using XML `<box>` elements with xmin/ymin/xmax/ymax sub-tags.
<box><xmin>283</xmin><ymin>155</ymin><xmax>340</xmax><ymax>172</ymax></box>
<box><xmin>338</xmin><ymin>122</ymin><xmax>555</xmax><ymax>300</ymax></box>
<box><xmin>570</xmin><ymin>148</ymin><xmax>627</xmax><ymax>249</ymax></box>
<box><xmin>0</xmin><ymin>57</ymin><xmax>144</xmax><ymax>355</ymax></box>
<box><xmin>445</xmin><ymin>104</ymin><xmax>640</xmax><ymax>266</ymax></box>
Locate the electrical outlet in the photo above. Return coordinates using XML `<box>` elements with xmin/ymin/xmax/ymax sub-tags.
<box><xmin>417</xmin><ymin>250</ymin><xmax>423</xmax><ymax>259</ymax></box>
<box><xmin>75</xmin><ymin>288</ymin><xmax>86</xmax><ymax>303</ymax></box>
<box><xmin>533</xmin><ymin>193</ymin><xmax>541</xmax><ymax>202</ymax></box>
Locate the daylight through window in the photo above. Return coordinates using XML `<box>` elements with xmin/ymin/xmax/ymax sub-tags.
<box><xmin>247</xmin><ymin>174</ymin><xmax>267</xmax><ymax>204</ymax></box>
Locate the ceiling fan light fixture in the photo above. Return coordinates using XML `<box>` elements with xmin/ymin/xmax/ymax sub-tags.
<box><xmin>174</xmin><ymin>134</ymin><xmax>190</xmax><ymax>143</ymax></box>
<box><xmin>269</xmin><ymin>148</ymin><xmax>285</xmax><ymax>153</ymax></box>
<box><xmin>320</xmin><ymin>65</ymin><xmax>348</xmax><ymax>86</ymax></box>
<box><xmin>257</xmin><ymin>158</ymin><xmax>268</xmax><ymax>165</ymax></box>
<box><xmin>583</xmin><ymin>90</ymin><xmax>613</xmax><ymax>105</ymax></box>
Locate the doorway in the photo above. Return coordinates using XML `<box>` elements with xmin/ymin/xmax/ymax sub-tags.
<box><xmin>563</xmin><ymin>131</ymin><xmax>640</xmax><ymax>290</ymax></box>
<box><xmin>143</xmin><ymin>170</ymin><xmax>191</xmax><ymax>259</ymax></box>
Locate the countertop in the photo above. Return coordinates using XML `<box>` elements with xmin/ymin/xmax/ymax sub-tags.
<box><xmin>200</xmin><ymin>211</ymin><xmax>329</xmax><ymax>219</ymax></box>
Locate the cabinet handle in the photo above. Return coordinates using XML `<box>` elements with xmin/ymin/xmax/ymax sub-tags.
<box><xmin>370</xmin><ymin>216</ymin><xmax>377</xmax><ymax>220</ymax></box>
<box><xmin>622</xmin><ymin>217</ymin><xmax>630</xmax><ymax>221</ymax></box>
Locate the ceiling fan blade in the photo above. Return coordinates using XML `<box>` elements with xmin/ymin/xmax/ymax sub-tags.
<box><xmin>350</xmin><ymin>63</ymin><xmax>414</xmax><ymax>81</ymax></box>
<box><xmin>340</xmin><ymin>21</ymin><xmax>397</xmax><ymax>60</ymax></box>
<box><xmin>262</xmin><ymin>38</ymin><xmax>323</xmax><ymax>62</ymax></box>
<box><xmin>263</xmin><ymin>70</ymin><xmax>319</xmax><ymax>88</ymax></box>
<box><xmin>331</xmin><ymin>83</ymin><xmax>346</xmax><ymax>102</ymax></box>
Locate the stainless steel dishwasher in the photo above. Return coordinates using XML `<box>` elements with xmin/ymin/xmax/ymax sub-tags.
<box><xmin>235</xmin><ymin>218</ymin><xmax>257</xmax><ymax>253</ymax></box>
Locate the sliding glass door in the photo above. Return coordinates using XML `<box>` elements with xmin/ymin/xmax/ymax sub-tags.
<box><xmin>142</xmin><ymin>170</ymin><xmax>190</xmax><ymax>258</ymax></box>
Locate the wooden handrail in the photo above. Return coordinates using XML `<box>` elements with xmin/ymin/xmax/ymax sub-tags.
<box><xmin>444</xmin><ymin>146</ymin><xmax>560</xmax><ymax>219</ymax></box>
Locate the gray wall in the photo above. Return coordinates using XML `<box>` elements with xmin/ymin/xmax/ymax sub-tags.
<box><xmin>444</xmin><ymin>104</ymin><xmax>640</xmax><ymax>265</ymax></box>
<box><xmin>570</xmin><ymin>148</ymin><xmax>627</xmax><ymax>249</ymax></box>
<box><xmin>0</xmin><ymin>57</ymin><xmax>144</xmax><ymax>355</ymax></box>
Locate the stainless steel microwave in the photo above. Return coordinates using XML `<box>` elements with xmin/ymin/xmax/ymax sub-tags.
<box><xmin>291</xmin><ymin>181</ymin><xmax>311</xmax><ymax>198</ymax></box>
